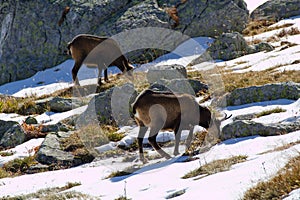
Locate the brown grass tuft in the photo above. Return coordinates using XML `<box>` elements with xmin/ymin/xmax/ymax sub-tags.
<box><xmin>182</xmin><ymin>155</ymin><xmax>248</xmax><ymax>179</ymax></box>
<box><xmin>243</xmin><ymin>155</ymin><xmax>300</xmax><ymax>200</ymax></box>
<box><xmin>243</xmin><ymin>20</ymin><xmax>294</xmax><ymax>36</ymax></box>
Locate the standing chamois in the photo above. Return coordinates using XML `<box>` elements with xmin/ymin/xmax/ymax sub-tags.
<box><xmin>67</xmin><ymin>34</ymin><xmax>134</xmax><ymax>86</ymax></box>
<box><xmin>132</xmin><ymin>89</ymin><xmax>231</xmax><ymax>163</ymax></box>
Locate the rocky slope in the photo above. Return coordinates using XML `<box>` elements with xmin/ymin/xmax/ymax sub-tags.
<box><xmin>0</xmin><ymin>0</ymin><xmax>249</xmax><ymax>85</ymax></box>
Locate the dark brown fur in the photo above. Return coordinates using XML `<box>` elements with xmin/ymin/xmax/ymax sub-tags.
<box><xmin>67</xmin><ymin>34</ymin><xmax>134</xmax><ymax>86</ymax></box>
<box><xmin>132</xmin><ymin>89</ymin><xmax>213</xmax><ymax>163</ymax></box>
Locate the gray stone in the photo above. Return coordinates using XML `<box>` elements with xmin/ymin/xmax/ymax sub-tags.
<box><xmin>36</xmin><ymin>132</ymin><xmax>96</xmax><ymax>167</ymax></box>
<box><xmin>0</xmin><ymin>124</ymin><xmax>27</xmax><ymax>149</ymax></box>
<box><xmin>150</xmin><ymin>79</ymin><xmax>208</xmax><ymax>95</ymax></box>
<box><xmin>207</xmin><ymin>32</ymin><xmax>254</xmax><ymax>61</ymax></box>
<box><xmin>49</xmin><ymin>97</ymin><xmax>83</xmax><ymax>112</ymax></box>
<box><xmin>0</xmin><ymin>120</ymin><xmax>18</xmax><ymax>139</ymax></box>
<box><xmin>189</xmin><ymin>33</ymin><xmax>274</xmax><ymax>65</ymax></box>
<box><xmin>146</xmin><ymin>64</ymin><xmax>187</xmax><ymax>84</ymax></box>
<box><xmin>40</xmin><ymin>122</ymin><xmax>70</xmax><ymax>133</ymax></box>
<box><xmin>36</xmin><ymin>132</ymin><xmax>75</xmax><ymax>167</ymax></box>
<box><xmin>166</xmin><ymin>0</ymin><xmax>249</xmax><ymax>37</ymax></box>
<box><xmin>253</xmin><ymin>42</ymin><xmax>274</xmax><ymax>52</ymax></box>
<box><xmin>221</xmin><ymin>120</ymin><xmax>300</xmax><ymax>141</ymax></box>
<box><xmin>250</xmin><ymin>0</ymin><xmax>300</xmax><ymax>21</ymax></box>
<box><xmin>221</xmin><ymin>120</ymin><xmax>284</xmax><ymax>140</ymax></box>
<box><xmin>76</xmin><ymin>84</ymin><xmax>137</xmax><ymax>127</ymax></box>
<box><xmin>26</xmin><ymin>163</ymin><xmax>49</xmax><ymax>174</ymax></box>
<box><xmin>225</xmin><ymin>81</ymin><xmax>300</xmax><ymax>106</ymax></box>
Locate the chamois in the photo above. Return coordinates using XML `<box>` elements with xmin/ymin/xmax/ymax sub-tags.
<box><xmin>132</xmin><ymin>89</ymin><xmax>231</xmax><ymax>163</ymax></box>
<box><xmin>67</xmin><ymin>34</ymin><xmax>134</xmax><ymax>86</ymax></box>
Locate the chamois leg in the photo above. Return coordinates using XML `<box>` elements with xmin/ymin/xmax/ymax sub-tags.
<box><xmin>97</xmin><ymin>68</ymin><xmax>103</xmax><ymax>86</ymax></box>
<box><xmin>185</xmin><ymin>127</ymin><xmax>194</xmax><ymax>151</ymax></box>
<box><xmin>72</xmin><ymin>59</ymin><xmax>83</xmax><ymax>86</ymax></box>
<box><xmin>173</xmin><ymin>126</ymin><xmax>182</xmax><ymax>156</ymax></box>
<box><xmin>148</xmin><ymin>129</ymin><xmax>171</xmax><ymax>160</ymax></box>
<box><xmin>104</xmin><ymin>68</ymin><xmax>110</xmax><ymax>82</ymax></box>
<box><xmin>137</xmin><ymin>126</ymin><xmax>148</xmax><ymax>164</ymax></box>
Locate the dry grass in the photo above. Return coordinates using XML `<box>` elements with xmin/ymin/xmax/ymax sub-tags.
<box><xmin>260</xmin><ymin>140</ymin><xmax>300</xmax><ymax>155</ymax></box>
<box><xmin>277</xmin><ymin>27</ymin><xmax>300</xmax><ymax>38</ymax></box>
<box><xmin>219</xmin><ymin>68</ymin><xmax>300</xmax><ymax>92</ymax></box>
<box><xmin>243</xmin><ymin>20</ymin><xmax>293</xmax><ymax>36</ymax></box>
<box><xmin>21</xmin><ymin>123</ymin><xmax>48</xmax><ymax>139</ymax></box>
<box><xmin>185</xmin><ymin>131</ymin><xmax>208</xmax><ymax>155</ymax></box>
<box><xmin>255</xmin><ymin>107</ymin><xmax>286</xmax><ymax>118</ymax></box>
<box><xmin>188</xmin><ymin>65</ymin><xmax>300</xmax><ymax>93</ymax></box>
<box><xmin>106</xmin><ymin>165</ymin><xmax>141</xmax><ymax>179</ymax></box>
<box><xmin>2</xmin><ymin>182</ymin><xmax>91</xmax><ymax>200</ymax></box>
<box><xmin>0</xmin><ymin>156</ymin><xmax>38</xmax><ymax>178</ymax></box>
<box><xmin>182</xmin><ymin>155</ymin><xmax>248</xmax><ymax>179</ymax></box>
<box><xmin>0</xmin><ymin>95</ymin><xmax>47</xmax><ymax>115</ymax></box>
<box><xmin>243</xmin><ymin>155</ymin><xmax>300</xmax><ymax>200</ymax></box>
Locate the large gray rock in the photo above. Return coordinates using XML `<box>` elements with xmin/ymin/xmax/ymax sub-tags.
<box><xmin>225</xmin><ymin>81</ymin><xmax>300</xmax><ymax>106</ymax></box>
<box><xmin>190</xmin><ymin>32</ymin><xmax>274</xmax><ymax>64</ymax></box>
<box><xmin>150</xmin><ymin>79</ymin><xmax>208</xmax><ymax>95</ymax></box>
<box><xmin>48</xmin><ymin>97</ymin><xmax>85</xmax><ymax>112</ymax></box>
<box><xmin>221</xmin><ymin>120</ymin><xmax>300</xmax><ymax>141</ymax></box>
<box><xmin>36</xmin><ymin>132</ymin><xmax>76</xmax><ymax>167</ymax></box>
<box><xmin>0</xmin><ymin>124</ymin><xmax>27</xmax><ymax>149</ymax></box>
<box><xmin>36</xmin><ymin>131</ymin><xmax>99</xmax><ymax>167</ymax></box>
<box><xmin>208</xmin><ymin>32</ymin><xmax>254</xmax><ymax>61</ymax></box>
<box><xmin>250</xmin><ymin>0</ymin><xmax>300</xmax><ymax>21</ymax></box>
<box><xmin>163</xmin><ymin>0</ymin><xmax>249</xmax><ymax>37</ymax></box>
<box><xmin>0</xmin><ymin>0</ymin><xmax>249</xmax><ymax>85</ymax></box>
<box><xmin>146</xmin><ymin>64</ymin><xmax>187</xmax><ymax>84</ymax></box>
<box><xmin>221</xmin><ymin>120</ymin><xmax>286</xmax><ymax>140</ymax></box>
<box><xmin>0</xmin><ymin>120</ymin><xmax>18</xmax><ymax>139</ymax></box>
<box><xmin>76</xmin><ymin>84</ymin><xmax>137</xmax><ymax>127</ymax></box>
<box><xmin>189</xmin><ymin>32</ymin><xmax>274</xmax><ymax>65</ymax></box>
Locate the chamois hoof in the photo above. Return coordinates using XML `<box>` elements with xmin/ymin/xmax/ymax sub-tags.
<box><xmin>139</xmin><ymin>156</ymin><xmax>148</xmax><ymax>164</ymax></box>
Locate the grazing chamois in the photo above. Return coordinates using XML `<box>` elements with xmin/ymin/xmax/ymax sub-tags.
<box><xmin>67</xmin><ymin>34</ymin><xmax>134</xmax><ymax>86</ymax></box>
<box><xmin>132</xmin><ymin>89</ymin><xmax>231</xmax><ymax>163</ymax></box>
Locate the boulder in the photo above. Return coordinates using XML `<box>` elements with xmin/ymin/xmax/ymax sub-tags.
<box><xmin>36</xmin><ymin>131</ymin><xmax>97</xmax><ymax>167</ymax></box>
<box><xmin>168</xmin><ymin>0</ymin><xmax>249</xmax><ymax>37</ymax></box>
<box><xmin>0</xmin><ymin>0</ymin><xmax>249</xmax><ymax>85</ymax></box>
<box><xmin>40</xmin><ymin>122</ymin><xmax>70</xmax><ymax>133</ymax></box>
<box><xmin>253</xmin><ymin>42</ymin><xmax>274</xmax><ymax>52</ymax></box>
<box><xmin>48</xmin><ymin>97</ymin><xmax>84</xmax><ymax>112</ymax></box>
<box><xmin>36</xmin><ymin>132</ymin><xmax>76</xmax><ymax>167</ymax></box>
<box><xmin>222</xmin><ymin>120</ymin><xmax>300</xmax><ymax>141</ymax></box>
<box><xmin>150</xmin><ymin>79</ymin><xmax>208</xmax><ymax>95</ymax></box>
<box><xmin>225</xmin><ymin>81</ymin><xmax>300</xmax><ymax>106</ymax></box>
<box><xmin>0</xmin><ymin>124</ymin><xmax>27</xmax><ymax>149</ymax></box>
<box><xmin>146</xmin><ymin>64</ymin><xmax>187</xmax><ymax>84</ymax></box>
<box><xmin>221</xmin><ymin>120</ymin><xmax>286</xmax><ymax>140</ymax></box>
<box><xmin>0</xmin><ymin>120</ymin><xmax>18</xmax><ymax>139</ymax></box>
<box><xmin>207</xmin><ymin>32</ymin><xmax>253</xmax><ymax>61</ymax></box>
<box><xmin>250</xmin><ymin>0</ymin><xmax>300</xmax><ymax>21</ymax></box>
<box><xmin>76</xmin><ymin>84</ymin><xmax>137</xmax><ymax>127</ymax></box>
<box><xmin>189</xmin><ymin>32</ymin><xmax>274</xmax><ymax>65</ymax></box>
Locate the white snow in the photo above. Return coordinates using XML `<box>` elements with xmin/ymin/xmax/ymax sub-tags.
<box><xmin>244</xmin><ymin>0</ymin><xmax>270</xmax><ymax>13</ymax></box>
<box><xmin>0</xmin><ymin>6</ymin><xmax>300</xmax><ymax>199</ymax></box>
